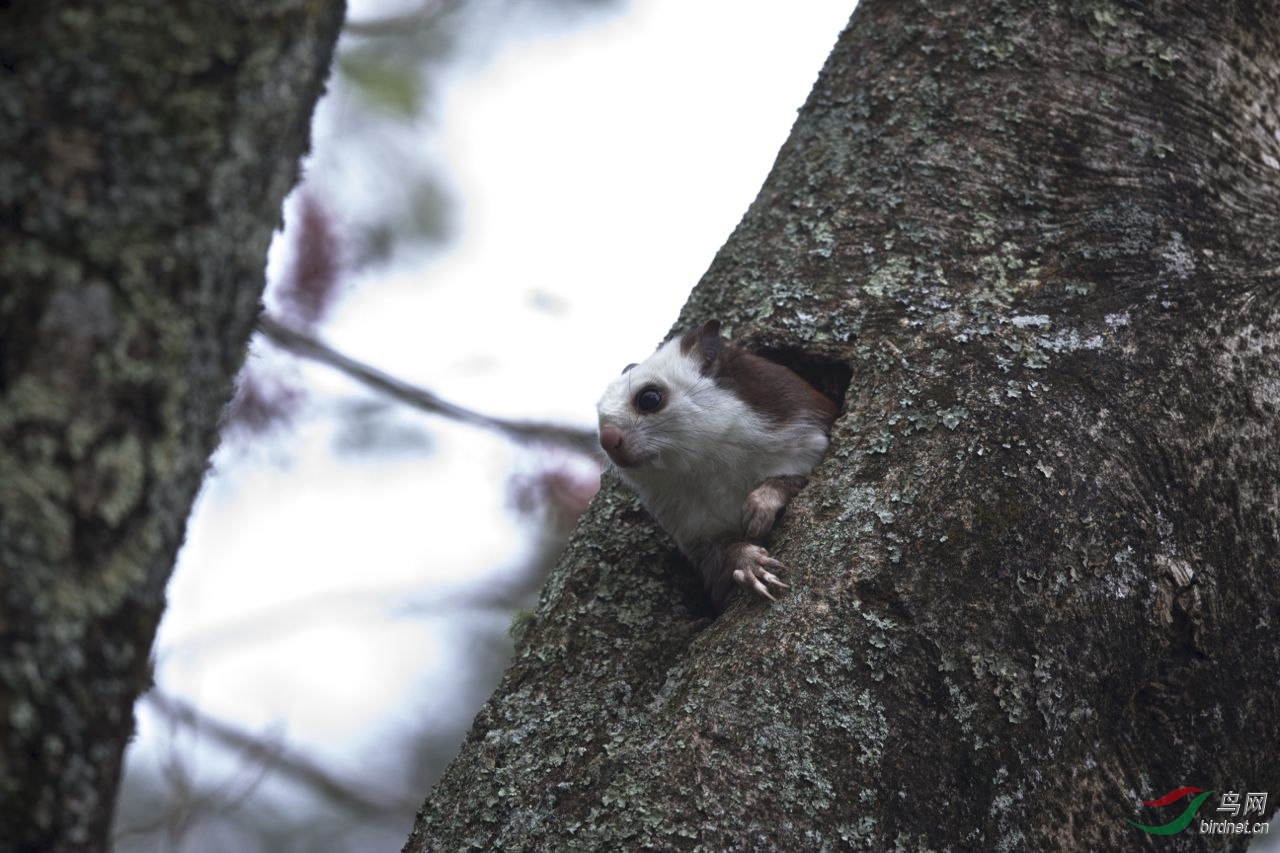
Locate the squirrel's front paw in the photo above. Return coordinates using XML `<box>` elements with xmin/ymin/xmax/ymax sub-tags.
<box><xmin>741</xmin><ymin>481</ymin><xmax>788</xmax><ymax>540</ymax></box>
<box><xmin>726</xmin><ymin>543</ymin><xmax>790</xmax><ymax>602</ymax></box>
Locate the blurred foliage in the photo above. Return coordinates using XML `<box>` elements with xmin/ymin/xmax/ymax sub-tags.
<box><xmin>329</xmin><ymin>399</ymin><xmax>437</xmax><ymax>455</ymax></box>
<box><xmin>276</xmin><ymin>193</ymin><xmax>343</xmax><ymax>328</ymax></box>
<box><xmin>338</xmin><ymin>49</ymin><xmax>426</xmax><ymax>118</ymax></box>
<box><xmin>330</xmin><ymin>0</ymin><xmax>626</xmax><ymax>269</ymax></box>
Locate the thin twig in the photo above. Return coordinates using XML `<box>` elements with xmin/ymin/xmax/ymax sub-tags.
<box><xmin>145</xmin><ymin>690</ymin><xmax>418</xmax><ymax>816</ymax></box>
<box><xmin>343</xmin><ymin>0</ymin><xmax>461</xmax><ymax>38</ymax></box>
<box><xmin>257</xmin><ymin>314</ymin><xmax>598</xmax><ymax>454</ymax></box>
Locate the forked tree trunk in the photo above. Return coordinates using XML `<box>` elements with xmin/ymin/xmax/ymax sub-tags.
<box><xmin>408</xmin><ymin>1</ymin><xmax>1279</xmax><ymax>849</ymax></box>
<box><xmin>0</xmin><ymin>4</ymin><xmax>344</xmax><ymax>850</ymax></box>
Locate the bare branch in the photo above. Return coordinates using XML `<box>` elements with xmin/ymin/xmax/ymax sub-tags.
<box><xmin>144</xmin><ymin>690</ymin><xmax>418</xmax><ymax>817</ymax></box>
<box><xmin>343</xmin><ymin>0</ymin><xmax>461</xmax><ymax>38</ymax></box>
<box><xmin>257</xmin><ymin>314</ymin><xmax>599</xmax><ymax>454</ymax></box>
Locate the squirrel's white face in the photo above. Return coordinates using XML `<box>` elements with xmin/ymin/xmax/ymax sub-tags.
<box><xmin>596</xmin><ymin>334</ymin><xmax>747</xmax><ymax>473</ymax></box>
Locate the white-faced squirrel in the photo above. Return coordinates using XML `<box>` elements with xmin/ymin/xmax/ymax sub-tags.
<box><xmin>597</xmin><ymin>320</ymin><xmax>838</xmax><ymax>611</ymax></box>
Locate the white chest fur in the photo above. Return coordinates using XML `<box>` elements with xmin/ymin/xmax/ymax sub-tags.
<box><xmin>617</xmin><ymin>416</ymin><xmax>827</xmax><ymax>561</ymax></box>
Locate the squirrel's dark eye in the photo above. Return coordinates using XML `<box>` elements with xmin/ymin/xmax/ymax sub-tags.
<box><xmin>635</xmin><ymin>386</ymin><xmax>664</xmax><ymax>413</ymax></box>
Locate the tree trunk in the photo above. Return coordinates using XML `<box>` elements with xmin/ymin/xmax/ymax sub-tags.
<box><xmin>407</xmin><ymin>1</ymin><xmax>1279</xmax><ymax>849</ymax></box>
<box><xmin>0</xmin><ymin>4</ymin><xmax>344</xmax><ymax>850</ymax></box>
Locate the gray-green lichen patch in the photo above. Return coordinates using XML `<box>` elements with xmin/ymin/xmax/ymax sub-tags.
<box><xmin>970</xmin><ymin>651</ymin><xmax>1031</xmax><ymax>725</ymax></box>
<box><xmin>863</xmin><ymin>257</ymin><xmax>915</xmax><ymax>298</ymax></box>
<box><xmin>1160</xmin><ymin>230</ymin><xmax>1195</xmax><ymax>279</ymax></box>
<box><xmin>1077</xmin><ymin>0</ymin><xmax>1182</xmax><ymax>78</ymax></box>
<box><xmin>84</xmin><ymin>434</ymin><xmax>146</xmax><ymax>527</ymax></box>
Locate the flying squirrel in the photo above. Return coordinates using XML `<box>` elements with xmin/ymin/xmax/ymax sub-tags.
<box><xmin>596</xmin><ymin>320</ymin><xmax>838</xmax><ymax>611</ymax></box>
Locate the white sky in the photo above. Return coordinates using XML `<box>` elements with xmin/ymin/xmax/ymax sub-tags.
<box><xmin>328</xmin><ymin>0</ymin><xmax>853</xmax><ymax>424</ymax></box>
<box><xmin>123</xmin><ymin>0</ymin><xmax>855</xmax><ymax>833</ymax></box>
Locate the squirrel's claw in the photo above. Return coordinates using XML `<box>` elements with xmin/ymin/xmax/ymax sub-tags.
<box><xmin>728</xmin><ymin>544</ymin><xmax>791</xmax><ymax>603</ymax></box>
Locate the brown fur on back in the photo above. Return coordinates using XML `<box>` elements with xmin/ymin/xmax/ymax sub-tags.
<box><xmin>715</xmin><ymin>343</ymin><xmax>838</xmax><ymax>431</ymax></box>
<box><xmin>676</xmin><ymin>321</ymin><xmax>837</xmax><ymax>430</ymax></box>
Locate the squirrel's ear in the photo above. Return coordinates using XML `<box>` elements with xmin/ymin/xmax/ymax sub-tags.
<box><xmin>678</xmin><ymin>319</ymin><xmax>722</xmax><ymax>375</ymax></box>
<box><xmin>696</xmin><ymin>319</ymin><xmax>721</xmax><ymax>375</ymax></box>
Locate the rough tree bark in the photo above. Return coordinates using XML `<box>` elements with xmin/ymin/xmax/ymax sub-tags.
<box><xmin>0</xmin><ymin>4</ymin><xmax>344</xmax><ymax>850</ymax></box>
<box><xmin>408</xmin><ymin>1</ymin><xmax>1279</xmax><ymax>850</ymax></box>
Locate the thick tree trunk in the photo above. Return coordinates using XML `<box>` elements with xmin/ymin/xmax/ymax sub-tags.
<box><xmin>408</xmin><ymin>1</ymin><xmax>1279</xmax><ymax>850</ymax></box>
<box><xmin>0</xmin><ymin>4</ymin><xmax>344</xmax><ymax>850</ymax></box>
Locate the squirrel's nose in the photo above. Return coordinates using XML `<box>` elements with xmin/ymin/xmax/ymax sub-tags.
<box><xmin>599</xmin><ymin>424</ymin><xmax>624</xmax><ymax>452</ymax></box>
